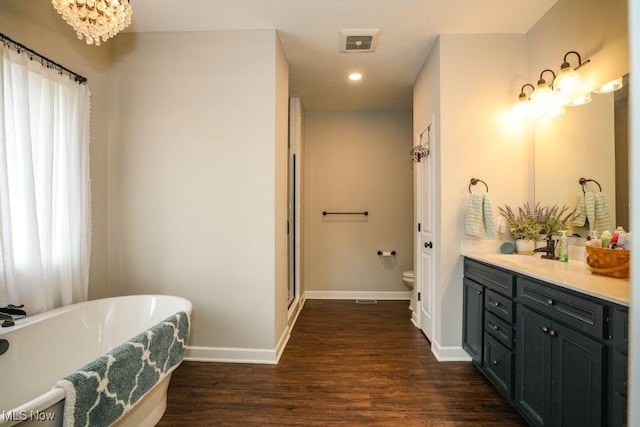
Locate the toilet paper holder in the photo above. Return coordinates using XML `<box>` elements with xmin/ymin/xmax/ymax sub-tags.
<box><xmin>377</xmin><ymin>250</ymin><xmax>396</xmax><ymax>256</ymax></box>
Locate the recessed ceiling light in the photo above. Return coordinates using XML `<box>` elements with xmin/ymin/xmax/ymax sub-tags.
<box><xmin>349</xmin><ymin>73</ymin><xmax>362</xmax><ymax>81</ymax></box>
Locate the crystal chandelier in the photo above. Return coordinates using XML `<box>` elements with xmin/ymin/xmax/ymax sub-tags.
<box><xmin>51</xmin><ymin>0</ymin><xmax>132</xmax><ymax>46</ymax></box>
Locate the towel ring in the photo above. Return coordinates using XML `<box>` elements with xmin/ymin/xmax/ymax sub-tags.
<box><xmin>579</xmin><ymin>177</ymin><xmax>602</xmax><ymax>194</ymax></box>
<box><xmin>469</xmin><ymin>178</ymin><xmax>489</xmax><ymax>194</ymax></box>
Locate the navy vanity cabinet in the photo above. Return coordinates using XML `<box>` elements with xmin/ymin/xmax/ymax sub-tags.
<box><xmin>462</xmin><ymin>278</ymin><xmax>484</xmax><ymax>364</ymax></box>
<box><xmin>610</xmin><ymin>307</ymin><xmax>628</xmax><ymax>427</ymax></box>
<box><xmin>515</xmin><ymin>303</ymin><xmax>604</xmax><ymax>427</ymax></box>
<box><xmin>462</xmin><ymin>257</ymin><xmax>628</xmax><ymax>427</ymax></box>
<box><xmin>463</xmin><ymin>259</ymin><xmax>516</xmax><ymax>397</ymax></box>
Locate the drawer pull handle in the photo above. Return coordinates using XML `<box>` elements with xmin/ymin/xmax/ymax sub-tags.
<box><xmin>492</xmin><ymin>325</ymin><xmax>499</xmax><ymax>331</ymax></box>
<box><xmin>546</xmin><ymin>298</ymin><xmax>554</xmax><ymax>306</ymax></box>
<box><xmin>493</xmin><ymin>302</ymin><xmax>500</xmax><ymax>307</ymax></box>
<box><xmin>477</xmin><ymin>290</ymin><xmax>482</xmax><ymax>295</ymax></box>
<box><xmin>550</xmin><ymin>329</ymin><xmax>557</xmax><ymax>337</ymax></box>
<box><xmin>542</xmin><ymin>326</ymin><xmax>549</xmax><ymax>334</ymax></box>
<box><xmin>492</xmin><ymin>360</ymin><xmax>499</xmax><ymax>366</ymax></box>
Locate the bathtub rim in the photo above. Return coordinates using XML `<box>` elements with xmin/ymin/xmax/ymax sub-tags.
<box><xmin>0</xmin><ymin>294</ymin><xmax>192</xmax><ymax>336</ymax></box>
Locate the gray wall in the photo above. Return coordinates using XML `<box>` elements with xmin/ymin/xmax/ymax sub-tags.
<box><xmin>107</xmin><ymin>30</ymin><xmax>290</xmax><ymax>362</ymax></box>
<box><xmin>304</xmin><ymin>112</ymin><xmax>413</xmax><ymax>297</ymax></box>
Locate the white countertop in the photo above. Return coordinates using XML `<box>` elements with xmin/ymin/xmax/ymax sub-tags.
<box><xmin>462</xmin><ymin>251</ymin><xmax>630</xmax><ymax>307</ymax></box>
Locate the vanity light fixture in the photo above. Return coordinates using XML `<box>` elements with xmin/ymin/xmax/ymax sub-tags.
<box><xmin>530</xmin><ymin>69</ymin><xmax>558</xmax><ymax>118</ymax></box>
<box><xmin>554</xmin><ymin>51</ymin><xmax>592</xmax><ymax>106</ymax></box>
<box><xmin>348</xmin><ymin>72</ymin><xmax>363</xmax><ymax>81</ymax></box>
<box><xmin>554</xmin><ymin>51</ymin><xmax>590</xmax><ymax>94</ymax></box>
<box><xmin>513</xmin><ymin>83</ymin><xmax>534</xmax><ymax>117</ymax></box>
<box><xmin>512</xmin><ymin>51</ymin><xmax>595</xmax><ymax>120</ymax></box>
<box><xmin>51</xmin><ymin>0</ymin><xmax>132</xmax><ymax>46</ymax></box>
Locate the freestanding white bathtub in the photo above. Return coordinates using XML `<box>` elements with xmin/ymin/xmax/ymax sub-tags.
<box><xmin>0</xmin><ymin>295</ymin><xmax>192</xmax><ymax>427</ymax></box>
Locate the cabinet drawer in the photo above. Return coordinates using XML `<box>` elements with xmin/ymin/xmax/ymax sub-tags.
<box><xmin>485</xmin><ymin>311</ymin><xmax>514</xmax><ymax>350</ymax></box>
<box><xmin>516</xmin><ymin>277</ymin><xmax>605</xmax><ymax>339</ymax></box>
<box><xmin>465</xmin><ymin>259</ymin><xmax>515</xmax><ymax>297</ymax></box>
<box><xmin>483</xmin><ymin>333</ymin><xmax>513</xmax><ymax>398</ymax></box>
<box><xmin>612</xmin><ymin>307</ymin><xmax>629</xmax><ymax>354</ymax></box>
<box><xmin>485</xmin><ymin>289</ymin><xmax>513</xmax><ymax>322</ymax></box>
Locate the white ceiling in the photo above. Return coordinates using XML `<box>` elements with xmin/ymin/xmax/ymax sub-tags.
<box><xmin>127</xmin><ymin>0</ymin><xmax>559</xmax><ymax>111</ymax></box>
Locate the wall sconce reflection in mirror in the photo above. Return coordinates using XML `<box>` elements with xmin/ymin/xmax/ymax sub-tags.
<box><xmin>594</xmin><ymin>77</ymin><xmax>624</xmax><ymax>93</ymax></box>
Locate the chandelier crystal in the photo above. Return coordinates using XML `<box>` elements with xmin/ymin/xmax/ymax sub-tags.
<box><xmin>52</xmin><ymin>0</ymin><xmax>132</xmax><ymax>46</ymax></box>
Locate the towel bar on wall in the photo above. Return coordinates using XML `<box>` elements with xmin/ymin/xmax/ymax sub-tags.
<box><xmin>322</xmin><ymin>211</ymin><xmax>369</xmax><ymax>216</ymax></box>
<box><xmin>579</xmin><ymin>177</ymin><xmax>602</xmax><ymax>193</ymax></box>
<box><xmin>468</xmin><ymin>178</ymin><xmax>489</xmax><ymax>193</ymax></box>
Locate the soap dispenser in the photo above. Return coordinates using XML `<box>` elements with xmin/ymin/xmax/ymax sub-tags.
<box><xmin>558</xmin><ymin>230</ymin><xmax>568</xmax><ymax>262</ymax></box>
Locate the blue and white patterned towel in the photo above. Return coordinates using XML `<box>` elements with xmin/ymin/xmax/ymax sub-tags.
<box><xmin>55</xmin><ymin>311</ymin><xmax>190</xmax><ymax>427</ymax></box>
<box><xmin>465</xmin><ymin>193</ymin><xmax>496</xmax><ymax>238</ymax></box>
<box><xmin>573</xmin><ymin>192</ymin><xmax>611</xmax><ymax>232</ymax></box>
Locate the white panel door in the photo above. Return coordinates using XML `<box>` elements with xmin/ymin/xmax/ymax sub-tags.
<box><xmin>415</xmin><ymin>120</ymin><xmax>435</xmax><ymax>342</ymax></box>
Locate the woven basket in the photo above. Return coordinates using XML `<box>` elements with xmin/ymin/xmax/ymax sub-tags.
<box><xmin>585</xmin><ymin>246</ymin><xmax>630</xmax><ymax>279</ymax></box>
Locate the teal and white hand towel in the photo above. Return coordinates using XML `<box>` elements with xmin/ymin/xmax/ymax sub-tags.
<box><xmin>55</xmin><ymin>311</ymin><xmax>190</xmax><ymax>427</ymax></box>
<box><xmin>573</xmin><ymin>192</ymin><xmax>611</xmax><ymax>232</ymax></box>
<box><xmin>465</xmin><ymin>193</ymin><xmax>496</xmax><ymax>238</ymax></box>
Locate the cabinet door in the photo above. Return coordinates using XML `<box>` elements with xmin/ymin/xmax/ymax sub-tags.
<box><xmin>515</xmin><ymin>306</ymin><xmax>552</xmax><ymax>427</ymax></box>
<box><xmin>550</xmin><ymin>321</ymin><xmax>604</xmax><ymax>427</ymax></box>
<box><xmin>462</xmin><ymin>278</ymin><xmax>484</xmax><ymax>364</ymax></box>
<box><xmin>483</xmin><ymin>333</ymin><xmax>513</xmax><ymax>397</ymax></box>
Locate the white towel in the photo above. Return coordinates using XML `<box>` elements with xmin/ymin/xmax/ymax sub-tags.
<box><xmin>573</xmin><ymin>192</ymin><xmax>611</xmax><ymax>232</ymax></box>
<box><xmin>465</xmin><ymin>193</ymin><xmax>496</xmax><ymax>238</ymax></box>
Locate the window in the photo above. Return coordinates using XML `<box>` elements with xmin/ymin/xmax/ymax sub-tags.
<box><xmin>0</xmin><ymin>38</ymin><xmax>91</xmax><ymax>314</ymax></box>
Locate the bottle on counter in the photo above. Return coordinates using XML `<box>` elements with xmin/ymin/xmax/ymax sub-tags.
<box><xmin>558</xmin><ymin>230</ymin><xmax>568</xmax><ymax>262</ymax></box>
<box><xmin>586</xmin><ymin>230</ymin><xmax>602</xmax><ymax>248</ymax></box>
<box><xmin>601</xmin><ymin>230</ymin><xmax>612</xmax><ymax>248</ymax></box>
<box><xmin>614</xmin><ymin>226</ymin><xmax>628</xmax><ymax>249</ymax></box>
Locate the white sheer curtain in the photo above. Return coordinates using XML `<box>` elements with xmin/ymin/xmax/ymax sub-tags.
<box><xmin>0</xmin><ymin>44</ymin><xmax>91</xmax><ymax>315</ymax></box>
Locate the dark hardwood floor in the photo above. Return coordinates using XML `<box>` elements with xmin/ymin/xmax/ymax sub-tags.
<box><xmin>158</xmin><ymin>300</ymin><xmax>526</xmax><ymax>426</ymax></box>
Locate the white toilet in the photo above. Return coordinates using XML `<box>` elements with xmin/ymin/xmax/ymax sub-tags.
<box><xmin>402</xmin><ymin>271</ymin><xmax>414</xmax><ymax>289</ymax></box>
<box><xmin>402</xmin><ymin>271</ymin><xmax>415</xmax><ymax>313</ymax></box>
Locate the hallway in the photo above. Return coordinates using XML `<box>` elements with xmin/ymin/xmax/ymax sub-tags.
<box><xmin>158</xmin><ymin>300</ymin><xmax>526</xmax><ymax>426</ymax></box>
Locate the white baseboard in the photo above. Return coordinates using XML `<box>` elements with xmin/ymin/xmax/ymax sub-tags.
<box><xmin>274</xmin><ymin>325</ymin><xmax>291</xmax><ymax>363</ymax></box>
<box><xmin>430</xmin><ymin>339</ymin><xmax>472</xmax><ymax>362</ymax></box>
<box><xmin>411</xmin><ymin>311</ymin><xmax>419</xmax><ymax>328</ymax></box>
<box><xmin>287</xmin><ymin>296</ymin><xmax>305</xmax><ymax>326</ymax></box>
<box><xmin>186</xmin><ymin>300</ymin><xmax>305</xmax><ymax>365</ymax></box>
<box><xmin>305</xmin><ymin>290</ymin><xmax>411</xmax><ymax>300</ymax></box>
<box><xmin>185</xmin><ymin>345</ymin><xmax>279</xmax><ymax>364</ymax></box>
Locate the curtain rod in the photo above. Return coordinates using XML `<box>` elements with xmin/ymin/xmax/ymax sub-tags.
<box><xmin>0</xmin><ymin>32</ymin><xmax>87</xmax><ymax>84</ymax></box>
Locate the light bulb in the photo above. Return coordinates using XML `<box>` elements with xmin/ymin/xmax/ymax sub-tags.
<box><xmin>530</xmin><ymin>83</ymin><xmax>554</xmax><ymax>118</ymax></box>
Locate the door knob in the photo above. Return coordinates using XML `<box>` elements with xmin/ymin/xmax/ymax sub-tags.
<box><xmin>424</xmin><ymin>241</ymin><xmax>433</xmax><ymax>249</ymax></box>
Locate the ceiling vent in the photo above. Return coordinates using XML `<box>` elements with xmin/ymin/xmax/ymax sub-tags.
<box><xmin>339</xmin><ymin>29</ymin><xmax>380</xmax><ymax>53</ymax></box>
